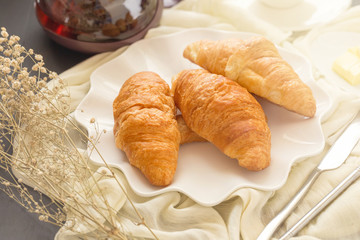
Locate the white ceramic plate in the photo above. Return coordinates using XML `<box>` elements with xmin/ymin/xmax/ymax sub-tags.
<box><xmin>240</xmin><ymin>0</ymin><xmax>351</xmax><ymax>31</ymax></box>
<box><xmin>75</xmin><ymin>29</ymin><xmax>331</xmax><ymax>206</ymax></box>
<box><xmin>309</xmin><ymin>31</ymin><xmax>360</xmax><ymax>96</ymax></box>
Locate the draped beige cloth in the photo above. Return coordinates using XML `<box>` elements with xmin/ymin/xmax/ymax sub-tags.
<box><xmin>51</xmin><ymin>1</ymin><xmax>360</xmax><ymax>239</ymax></box>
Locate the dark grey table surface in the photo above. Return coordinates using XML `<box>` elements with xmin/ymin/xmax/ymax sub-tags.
<box><xmin>0</xmin><ymin>0</ymin><xmax>359</xmax><ymax>239</ymax></box>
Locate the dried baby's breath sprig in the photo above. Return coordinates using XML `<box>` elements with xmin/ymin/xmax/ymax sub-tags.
<box><xmin>0</xmin><ymin>27</ymin><xmax>158</xmax><ymax>239</ymax></box>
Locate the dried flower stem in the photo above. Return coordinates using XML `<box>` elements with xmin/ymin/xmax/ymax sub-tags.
<box><xmin>0</xmin><ymin>26</ymin><xmax>159</xmax><ymax>239</ymax></box>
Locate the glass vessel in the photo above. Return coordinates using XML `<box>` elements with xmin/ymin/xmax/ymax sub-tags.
<box><xmin>35</xmin><ymin>0</ymin><xmax>163</xmax><ymax>53</ymax></box>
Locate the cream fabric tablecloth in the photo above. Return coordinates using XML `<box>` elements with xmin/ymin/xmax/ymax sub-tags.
<box><xmin>54</xmin><ymin>1</ymin><xmax>360</xmax><ymax>239</ymax></box>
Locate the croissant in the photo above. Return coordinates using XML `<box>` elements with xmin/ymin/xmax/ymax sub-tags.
<box><xmin>183</xmin><ymin>36</ymin><xmax>316</xmax><ymax>117</ymax></box>
<box><xmin>172</xmin><ymin>69</ymin><xmax>271</xmax><ymax>171</ymax></box>
<box><xmin>177</xmin><ymin>115</ymin><xmax>206</xmax><ymax>144</ymax></box>
<box><xmin>113</xmin><ymin>71</ymin><xmax>180</xmax><ymax>186</ymax></box>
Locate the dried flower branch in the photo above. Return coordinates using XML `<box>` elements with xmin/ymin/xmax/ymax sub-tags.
<box><xmin>0</xmin><ymin>27</ymin><xmax>158</xmax><ymax>239</ymax></box>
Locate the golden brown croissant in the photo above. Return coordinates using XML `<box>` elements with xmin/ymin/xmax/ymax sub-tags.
<box><xmin>113</xmin><ymin>71</ymin><xmax>180</xmax><ymax>186</ymax></box>
<box><xmin>172</xmin><ymin>69</ymin><xmax>271</xmax><ymax>171</ymax></box>
<box><xmin>183</xmin><ymin>36</ymin><xmax>316</xmax><ymax>117</ymax></box>
<box><xmin>177</xmin><ymin>115</ymin><xmax>206</xmax><ymax>144</ymax></box>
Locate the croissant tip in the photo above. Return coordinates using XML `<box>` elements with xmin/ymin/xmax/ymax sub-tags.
<box><xmin>301</xmin><ymin>102</ymin><xmax>317</xmax><ymax>118</ymax></box>
<box><xmin>145</xmin><ymin>169</ymin><xmax>175</xmax><ymax>186</ymax></box>
<box><xmin>183</xmin><ymin>41</ymin><xmax>202</xmax><ymax>63</ymax></box>
<box><xmin>237</xmin><ymin>155</ymin><xmax>271</xmax><ymax>171</ymax></box>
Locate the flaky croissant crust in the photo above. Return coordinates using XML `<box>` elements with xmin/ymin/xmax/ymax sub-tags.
<box><xmin>172</xmin><ymin>69</ymin><xmax>271</xmax><ymax>171</ymax></box>
<box><xmin>183</xmin><ymin>36</ymin><xmax>316</xmax><ymax>118</ymax></box>
<box><xmin>113</xmin><ymin>71</ymin><xmax>180</xmax><ymax>186</ymax></box>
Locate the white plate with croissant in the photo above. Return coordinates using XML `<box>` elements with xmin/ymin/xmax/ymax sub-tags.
<box><xmin>75</xmin><ymin>28</ymin><xmax>332</xmax><ymax>206</ymax></box>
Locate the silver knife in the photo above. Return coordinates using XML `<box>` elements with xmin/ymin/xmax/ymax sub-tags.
<box><xmin>257</xmin><ymin>111</ymin><xmax>360</xmax><ymax>240</ymax></box>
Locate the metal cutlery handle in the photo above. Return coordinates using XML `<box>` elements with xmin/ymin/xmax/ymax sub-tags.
<box><xmin>279</xmin><ymin>166</ymin><xmax>360</xmax><ymax>240</ymax></box>
<box><xmin>258</xmin><ymin>110</ymin><xmax>360</xmax><ymax>240</ymax></box>
<box><xmin>257</xmin><ymin>168</ymin><xmax>322</xmax><ymax>240</ymax></box>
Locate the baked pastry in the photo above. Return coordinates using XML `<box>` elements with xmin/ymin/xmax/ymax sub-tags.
<box><xmin>172</xmin><ymin>69</ymin><xmax>271</xmax><ymax>171</ymax></box>
<box><xmin>177</xmin><ymin>115</ymin><xmax>206</xmax><ymax>144</ymax></box>
<box><xmin>113</xmin><ymin>71</ymin><xmax>180</xmax><ymax>186</ymax></box>
<box><xmin>183</xmin><ymin>36</ymin><xmax>316</xmax><ymax>117</ymax></box>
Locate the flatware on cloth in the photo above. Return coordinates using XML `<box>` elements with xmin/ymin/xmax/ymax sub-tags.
<box><xmin>257</xmin><ymin>111</ymin><xmax>360</xmax><ymax>240</ymax></box>
<box><xmin>279</xmin><ymin>164</ymin><xmax>360</xmax><ymax>239</ymax></box>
